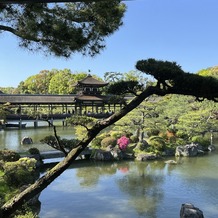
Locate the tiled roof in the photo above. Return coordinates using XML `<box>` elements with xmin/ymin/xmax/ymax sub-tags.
<box><xmin>75</xmin><ymin>95</ymin><xmax>108</xmax><ymax>101</ymax></box>
<box><xmin>0</xmin><ymin>94</ymin><xmax>76</xmax><ymax>104</ymax></box>
<box><xmin>77</xmin><ymin>74</ymin><xmax>108</xmax><ymax>87</ymax></box>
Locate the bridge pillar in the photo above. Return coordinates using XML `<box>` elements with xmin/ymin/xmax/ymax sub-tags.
<box><xmin>19</xmin><ymin>120</ymin><xmax>22</xmax><ymax>129</ymax></box>
<box><xmin>49</xmin><ymin>118</ymin><xmax>53</xmax><ymax>126</ymax></box>
<box><xmin>34</xmin><ymin>120</ymin><xmax>38</xmax><ymax>128</ymax></box>
<box><xmin>62</xmin><ymin>119</ymin><xmax>68</xmax><ymax>126</ymax></box>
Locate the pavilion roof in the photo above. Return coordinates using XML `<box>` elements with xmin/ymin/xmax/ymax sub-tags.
<box><xmin>77</xmin><ymin>74</ymin><xmax>108</xmax><ymax>87</ymax></box>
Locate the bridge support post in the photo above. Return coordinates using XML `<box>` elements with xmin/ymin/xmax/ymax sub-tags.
<box><xmin>49</xmin><ymin>118</ymin><xmax>53</xmax><ymax>127</ymax></box>
<box><xmin>34</xmin><ymin>120</ymin><xmax>38</xmax><ymax>128</ymax></box>
<box><xmin>19</xmin><ymin>119</ymin><xmax>22</xmax><ymax>129</ymax></box>
<box><xmin>62</xmin><ymin>119</ymin><xmax>67</xmax><ymax>127</ymax></box>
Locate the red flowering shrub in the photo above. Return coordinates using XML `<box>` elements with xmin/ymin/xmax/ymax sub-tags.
<box><xmin>117</xmin><ymin>136</ymin><xmax>130</xmax><ymax>150</ymax></box>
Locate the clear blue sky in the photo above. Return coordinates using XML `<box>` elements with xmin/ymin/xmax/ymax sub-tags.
<box><xmin>1</xmin><ymin>0</ymin><xmax>218</xmax><ymax>87</ymax></box>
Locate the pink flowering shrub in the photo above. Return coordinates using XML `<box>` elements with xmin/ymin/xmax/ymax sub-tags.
<box><xmin>117</xmin><ymin>136</ymin><xmax>130</xmax><ymax>150</ymax></box>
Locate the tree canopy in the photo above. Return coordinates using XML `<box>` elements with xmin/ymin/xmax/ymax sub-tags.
<box><xmin>136</xmin><ymin>58</ymin><xmax>218</xmax><ymax>102</ymax></box>
<box><xmin>0</xmin><ymin>1</ymin><xmax>126</xmax><ymax>57</ymax></box>
<box><xmin>16</xmin><ymin>70</ymin><xmax>91</xmax><ymax>94</ymax></box>
<box><xmin>197</xmin><ymin>66</ymin><xmax>218</xmax><ymax>78</ymax></box>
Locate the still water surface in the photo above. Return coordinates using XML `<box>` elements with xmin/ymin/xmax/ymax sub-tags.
<box><xmin>0</xmin><ymin>124</ymin><xmax>75</xmax><ymax>152</ymax></box>
<box><xmin>0</xmin><ymin>126</ymin><xmax>218</xmax><ymax>218</ymax></box>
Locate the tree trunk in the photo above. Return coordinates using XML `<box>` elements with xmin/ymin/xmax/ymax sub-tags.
<box><xmin>1</xmin><ymin>86</ymin><xmax>159</xmax><ymax>217</ymax></box>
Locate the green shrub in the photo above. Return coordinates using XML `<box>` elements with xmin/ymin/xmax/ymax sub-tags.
<box><xmin>0</xmin><ymin>175</ymin><xmax>17</xmax><ymax>206</ymax></box>
<box><xmin>15</xmin><ymin>211</ymin><xmax>38</xmax><ymax>218</ymax></box>
<box><xmin>126</xmin><ymin>143</ymin><xmax>137</xmax><ymax>153</ymax></box>
<box><xmin>74</xmin><ymin>125</ymin><xmax>88</xmax><ymax>140</ymax></box>
<box><xmin>147</xmin><ymin>136</ymin><xmax>166</xmax><ymax>152</ymax></box>
<box><xmin>146</xmin><ymin>128</ymin><xmax>160</xmax><ymax>137</ymax></box>
<box><xmin>101</xmin><ymin>137</ymin><xmax>117</xmax><ymax>148</ymax></box>
<box><xmin>13</xmin><ymin>204</ymin><xmax>40</xmax><ymax>218</ymax></box>
<box><xmin>28</xmin><ymin>148</ymin><xmax>40</xmax><ymax>155</ymax></box>
<box><xmin>130</xmin><ymin>135</ymin><xmax>139</xmax><ymax>143</ymax></box>
<box><xmin>165</xmin><ymin>143</ymin><xmax>178</xmax><ymax>150</ymax></box>
<box><xmin>110</xmin><ymin>131</ymin><xmax>122</xmax><ymax>139</ymax></box>
<box><xmin>0</xmin><ymin>149</ymin><xmax>20</xmax><ymax>162</ymax></box>
<box><xmin>168</xmin><ymin>135</ymin><xmax>177</xmax><ymax>143</ymax></box>
<box><xmin>41</xmin><ymin>136</ymin><xmax>80</xmax><ymax>151</ymax></box>
<box><xmin>0</xmin><ymin>160</ymin><xmax>4</xmax><ymax>171</ymax></box>
<box><xmin>3</xmin><ymin>158</ymin><xmax>38</xmax><ymax>187</ymax></box>
<box><xmin>91</xmin><ymin>137</ymin><xmax>102</xmax><ymax>148</ymax></box>
<box><xmin>191</xmin><ymin>136</ymin><xmax>210</xmax><ymax>148</ymax></box>
<box><xmin>123</xmin><ymin>131</ymin><xmax>132</xmax><ymax>138</ymax></box>
<box><xmin>176</xmin><ymin>130</ymin><xmax>189</xmax><ymax>139</ymax></box>
<box><xmin>60</xmin><ymin>138</ymin><xmax>80</xmax><ymax>150</ymax></box>
<box><xmin>135</xmin><ymin>142</ymin><xmax>146</xmax><ymax>151</ymax></box>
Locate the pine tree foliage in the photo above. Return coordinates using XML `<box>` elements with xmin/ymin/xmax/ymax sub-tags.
<box><xmin>0</xmin><ymin>1</ymin><xmax>126</xmax><ymax>57</ymax></box>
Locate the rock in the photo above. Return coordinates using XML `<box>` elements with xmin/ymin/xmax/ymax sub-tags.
<box><xmin>197</xmin><ymin>150</ymin><xmax>205</xmax><ymax>155</ymax></box>
<box><xmin>110</xmin><ymin>147</ymin><xmax>124</xmax><ymax>160</ymax></box>
<box><xmin>208</xmin><ymin>145</ymin><xmax>216</xmax><ymax>152</ymax></box>
<box><xmin>136</xmin><ymin>153</ymin><xmax>157</xmax><ymax>161</ymax></box>
<box><xmin>165</xmin><ymin>160</ymin><xmax>177</xmax><ymax>164</ymax></box>
<box><xmin>102</xmin><ymin>146</ymin><xmax>134</xmax><ymax>160</ymax></box>
<box><xmin>175</xmin><ymin>146</ymin><xmax>184</xmax><ymax>157</ymax></box>
<box><xmin>92</xmin><ymin>149</ymin><xmax>113</xmax><ymax>161</ymax></box>
<box><xmin>180</xmin><ymin>203</ymin><xmax>204</xmax><ymax>218</ymax></box>
<box><xmin>21</xmin><ymin>136</ymin><xmax>33</xmax><ymax>145</ymax></box>
<box><xmin>175</xmin><ymin>144</ymin><xmax>203</xmax><ymax>157</ymax></box>
<box><xmin>122</xmin><ymin>152</ymin><xmax>135</xmax><ymax>160</ymax></box>
<box><xmin>92</xmin><ymin>147</ymin><xmax>133</xmax><ymax>161</ymax></box>
<box><xmin>162</xmin><ymin>148</ymin><xmax>175</xmax><ymax>156</ymax></box>
<box><xmin>106</xmin><ymin>145</ymin><xmax>114</xmax><ymax>151</ymax></box>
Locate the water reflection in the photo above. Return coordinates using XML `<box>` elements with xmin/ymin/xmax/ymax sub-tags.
<box><xmin>76</xmin><ymin>162</ymin><xmax>117</xmax><ymax>187</ymax></box>
<box><xmin>39</xmin><ymin>153</ymin><xmax>218</xmax><ymax>218</ymax></box>
<box><xmin>116</xmin><ymin>162</ymin><xmax>165</xmax><ymax>218</ymax></box>
<box><xmin>0</xmin><ymin>126</ymin><xmax>75</xmax><ymax>152</ymax></box>
<box><xmin>39</xmin><ymin>161</ymin><xmax>168</xmax><ymax>218</ymax></box>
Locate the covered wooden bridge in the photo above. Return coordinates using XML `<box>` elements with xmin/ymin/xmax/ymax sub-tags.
<box><xmin>0</xmin><ymin>75</ymin><xmax>125</xmax><ymax>126</ymax></box>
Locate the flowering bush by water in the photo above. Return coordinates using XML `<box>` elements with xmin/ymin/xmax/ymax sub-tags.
<box><xmin>117</xmin><ymin>136</ymin><xmax>130</xmax><ymax>150</ymax></box>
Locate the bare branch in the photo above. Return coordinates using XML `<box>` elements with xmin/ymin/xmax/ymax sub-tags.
<box><xmin>45</xmin><ymin>120</ymin><xmax>68</xmax><ymax>156</ymax></box>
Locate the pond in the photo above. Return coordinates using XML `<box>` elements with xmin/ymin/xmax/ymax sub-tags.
<box><xmin>0</xmin><ymin>126</ymin><xmax>218</xmax><ymax>217</ymax></box>
<box><xmin>38</xmin><ymin>154</ymin><xmax>218</xmax><ymax>218</ymax></box>
<box><xmin>0</xmin><ymin>124</ymin><xmax>75</xmax><ymax>152</ymax></box>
